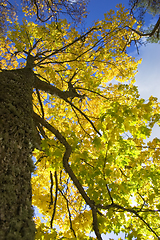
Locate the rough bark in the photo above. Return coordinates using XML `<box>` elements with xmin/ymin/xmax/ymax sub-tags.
<box><xmin>0</xmin><ymin>68</ymin><xmax>35</xmax><ymax>240</ymax></box>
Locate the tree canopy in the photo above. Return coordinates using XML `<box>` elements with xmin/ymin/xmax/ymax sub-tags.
<box><xmin>0</xmin><ymin>1</ymin><xmax>160</xmax><ymax>240</ymax></box>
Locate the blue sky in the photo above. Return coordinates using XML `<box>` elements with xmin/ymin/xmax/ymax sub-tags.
<box><xmin>87</xmin><ymin>0</ymin><xmax>129</xmax><ymax>24</ymax></box>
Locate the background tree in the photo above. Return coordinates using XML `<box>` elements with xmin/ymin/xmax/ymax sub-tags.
<box><xmin>1</xmin><ymin>5</ymin><xmax>160</xmax><ymax>239</ymax></box>
<box><xmin>22</xmin><ymin>0</ymin><xmax>88</xmax><ymax>23</ymax></box>
<box><xmin>129</xmin><ymin>0</ymin><xmax>160</xmax><ymax>16</ymax></box>
<box><xmin>0</xmin><ymin>0</ymin><xmax>16</xmax><ymax>34</ymax></box>
<box><xmin>129</xmin><ymin>0</ymin><xmax>160</xmax><ymax>43</ymax></box>
<box><xmin>0</xmin><ymin>0</ymin><xmax>88</xmax><ymax>35</ymax></box>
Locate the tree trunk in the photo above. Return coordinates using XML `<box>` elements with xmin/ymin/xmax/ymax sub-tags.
<box><xmin>0</xmin><ymin>69</ymin><xmax>35</xmax><ymax>240</ymax></box>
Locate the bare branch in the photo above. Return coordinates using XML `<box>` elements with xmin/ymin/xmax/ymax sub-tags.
<box><xmin>33</xmin><ymin>0</ymin><xmax>52</xmax><ymax>22</ymax></box>
<box><xmin>134</xmin><ymin>212</ymin><xmax>160</xmax><ymax>239</ymax></box>
<box><xmin>35</xmin><ymin>154</ymin><xmax>47</xmax><ymax>165</ymax></box>
<box><xmin>80</xmin><ymin>158</ymin><xmax>94</xmax><ymax>168</ymax></box>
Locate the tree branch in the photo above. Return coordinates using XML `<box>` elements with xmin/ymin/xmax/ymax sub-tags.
<box><xmin>49</xmin><ymin>171</ymin><xmax>54</xmax><ymax>207</ymax></box>
<box><xmin>127</xmin><ymin>16</ymin><xmax>160</xmax><ymax>37</ymax></box>
<box><xmin>33</xmin><ymin>113</ymin><xmax>159</xmax><ymax>238</ymax></box>
<box><xmin>33</xmin><ymin>74</ymin><xmax>84</xmax><ymax>101</ymax></box>
<box><xmin>36</xmin><ymin>27</ymin><xmax>100</xmax><ymax>66</ymax></box>
<box><xmin>59</xmin><ymin>188</ymin><xmax>77</xmax><ymax>238</ymax></box>
<box><xmin>66</xmin><ymin>99</ymin><xmax>101</xmax><ymax>136</ymax></box>
<box><xmin>66</xmin><ymin>196</ymin><xmax>77</xmax><ymax>238</ymax></box>
<box><xmin>33</xmin><ymin>112</ymin><xmax>95</xmax><ymax>209</ymax></box>
<box><xmin>50</xmin><ymin>171</ymin><xmax>58</xmax><ymax>228</ymax></box>
<box><xmin>71</xmin><ymin>105</ymin><xmax>91</xmax><ymax>137</ymax></box>
<box><xmin>32</xmin><ymin>112</ymin><xmax>105</xmax><ymax>239</ymax></box>
<box><xmin>96</xmin><ymin>202</ymin><xmax>160</xmax><ymax>239</ymax></box>
<box><xmin>36</xmin><ymin>88</ymin><xmax>44</xmax><ymax>118</ymax></box>
<box><xmin>106</xmin><ymin>183</ymin><xmax>114</xmax><ymax>204</ymax></box>
<box><xmin>92</xmin><ymin>207</ymin><xmax>103</xmax><ymax>240</ymax></box>
<box><xmin>36</xmin><ymin>122</ymin><xmax>47</xmax><ymax>139</ymax></box>
<box><xmin>33</xmin><ymin>75</ymin><xmax>100</xmax><ymax>136</ymax></box>
<box><xmin>75</xmin><ymin>87</ymin><xmax>116</xmax><ymax>101</ymax></box>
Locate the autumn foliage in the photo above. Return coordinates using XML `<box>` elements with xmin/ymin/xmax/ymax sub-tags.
<box><xmin>0</xmin><ymin>3</ymin><xmax>160</xmax><ymax>240</ymax></box>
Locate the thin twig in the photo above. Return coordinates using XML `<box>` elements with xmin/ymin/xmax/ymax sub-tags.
<box><xmin>75</xmin><ymin>87</ymin><xmax>117</xmax><ymax>101</ymax></box>
<box><xmin>59</xmin><ymin>189</ymin><xmax>77</xmax><ymax>238</ymax></box>
<box><xmin>66</xmin><ymin>197</ymin><xmax>77</xmax><ymax>238</ymax></box>
<box><xmin>36</xmin><ymin>27</ymin><xmax>100</xmax><ymax>66</ymax></box>
<box><xmin>96</xmin><ymin>202</ymin><xmax>160</xmax><ymax>239</ymax></box>
<box><xmin>51</xmin><ymin>171</ymin><xmax>58</xmax><ymax>228</ymax></box>
<box><xmin>71</xmin><ymin>105</ymin><xmax>91</xmax><ymax>137</ymax></box>
<box><xmin>66</xmin><ymin>99</ymin><xmax>101</xmax><ymax>136</ymax></box>
<box><xmin>49</xmin><ymin>171</ymin><xmax>54</xmax><ymax>207</ymax></box>
<box><xmin>106</xmin><ymin>184</ymin><xmax>114</xmax><ymax>204</ymax></box>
